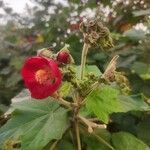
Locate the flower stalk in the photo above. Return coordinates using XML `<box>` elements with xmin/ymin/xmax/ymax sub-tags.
<box><xmin>80</xmin><ymin>43</ymin><xmax>89</xmax><ymax>79</ymax></box>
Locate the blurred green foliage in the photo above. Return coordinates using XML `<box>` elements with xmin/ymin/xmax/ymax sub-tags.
<box><xmin>0</xmin><ymin>0</ymin><xmax>150</xmax><ymax>148</ymax></box>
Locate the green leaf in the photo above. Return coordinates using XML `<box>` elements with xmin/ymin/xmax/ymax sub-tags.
<box><xmin>85</xmin><ymin>86</ymin><xmax>121</xmax><ymax>123</ymax></box>
<box><xmin>140</xmin><ymin>74</ymin><xmax>150</xmax><ymax>80</ymax></box>
<box><xmin>57</xmin><ymin>140</ymin><xmax>74</xmax><ymax>150</ymax></box>
<box><xmin>112</xmin><ymin>132</ymin><xmax>150</xmax><ymax>150</ymax></box>
<box><xmin>131</xmin><ymin>62</ymin><xmax>150</xmax><ymax>80</ymax></box>
<box><xmin>76</xmin><ymin>65</ymin><xmax>102</xmax><ymax>78</ymax></box>
<box><xmin>131</xmin><ymin>62</ymin><xmax>150</xmax><ymax>75</ymax></box>
<box><xmin>6</xmin><ymin>72</ymin><xmax>22</xmax><ymax>88</ymax></box>
<box><xmin>137</xmin><ymin>115</ymin><xmax>150</xmax><ymax>146</ymax></box>
<box><xmin>11</xmin><ymin>89</ymin><xmax>30</xmax><ymax>103</ymax></box>
<box><xmin>58</xmin><ymin>82</ymin><xmax>72</xmax><ymax>97</ymax></box>
<box><xmin>85</xmin><ymin>65</ymin><xmax>102</xmax><ymax>76</ymax></box>
<box><xmin>83</xmin><ymin>128</ymin><xmax>113</xmax><ymax>150</ymax></box>
<box><xmin>0</xmin><ymin>104</ymin><xmax>8</xmax><ymax>115</ymax></box>
<box><xmin>119</xmin><ymin>95</ymin><xmax>150</xmax><ymax>112</ymax></box>
<box><xmin>110</xmin><ymin>112</ymin><xmax>138</xmax><ymax>135</ymax></box>
<box><xmin>0</xmin><ymin>98</ymin><xmax>68</xmax><ymax>150</ymax></box>
<box><xmin>10</xmin><ymin>56</ymin><xmax>25</xmax><ymax>70</ymax></box>
<box><xmin>79</xmin><ymin>106</ymin><xmax>93</xmax><ymax>117</ymax></box>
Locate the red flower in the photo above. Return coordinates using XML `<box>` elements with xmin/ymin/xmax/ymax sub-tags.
<box><xmin>21</xmin><ymin>56</ymin><xmax>62</xmax><ymax>99</ymax></box>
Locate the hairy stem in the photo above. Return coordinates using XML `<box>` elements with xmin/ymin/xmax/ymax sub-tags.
<box><xmin>80</xmin><ymin>43</ymin><xmax>89</xmax><ymax>79</ymax></box>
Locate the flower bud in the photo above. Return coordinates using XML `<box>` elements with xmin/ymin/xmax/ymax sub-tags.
<box><xmin>57</xmin><ymin>50</ymin><xmax>71</xmax><ymax>64</ymax></box>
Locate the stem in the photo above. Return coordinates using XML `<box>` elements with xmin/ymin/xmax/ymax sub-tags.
<box><xmin>78</xmin><ymin>115</ymin><xmax>106</xmax><ymax>133</ymax></box>
<box><xmin>49</xmin><ymin>140</ymin><xmax>58</xmax><ymax>150</ymax></box>
<box><xmin>74</xmin><ymin>91</ymin><xmax>82</xmax><ymax>150</ymax></box>
<box><xmin>80</xmin><ymin>43</ymin><xmax>89</xmax><ymax>79</ymax></box>
<box><xmin>93</xmin><ymin>134</ymin><xmax>115</xmax><ymax>150</ymax></box>
<box><xmin>75</xmin><ymin>120</ymin><xmax>81</xmax><ymax>150</ymax></box>
<box><xmin>80</xmin><ymin>127</ymin><xmax>115</xmax><ymax>150</ymax></box>
<box><xmin>57</xmin><ymin>98</ymin><xmax>77</xmax><ymax>108</ymax></box>
<box><xmin>69</xmin><ymin>130</ymin><xmax>76</xmax><ymax>148</ymax></box>
<box><xmin>59</xmin><ymin>98</ymin><xmax>71</xmax><ymax>108</ymax></box>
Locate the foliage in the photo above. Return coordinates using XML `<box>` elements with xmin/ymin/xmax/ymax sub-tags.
<box><xmin>0</xmin><ymin>0</ymin><xmax>150</xmax><ymax>149</ymax></box>
<box><xmin>86</xmin><ymin>86</ymin><xmax>121</xmax><ymax>123</ymax></box>
<box><xmin>0</xmin><ymin>99</ymin><xmax>68</xmax><ymax>150</ymax></box>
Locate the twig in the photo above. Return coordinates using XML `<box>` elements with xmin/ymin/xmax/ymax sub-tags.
<box><xmin>78</xmin><ymin>115</ymin><xmax>106</xmax><ymax>133</ymax></box>
<box><xmin>93</xmin><ymin>134</ymin><xmax>115</xmax><ymax>150</ymax></box>
<box><xmin>88</xmin><ymin>118</ymin><xmax>100</xmax><ymax>122</ymax></box>
<box><xmin>49</xmin><ymin>140</ymin><xmax>59</xmax><ymax>150</ymax></box>
<box><xmin>80</xmin><ymin>43</ymin><xmax>89</xmax><ymax>79</ymax></box>
<box><xmin>81</xmin><ymin>127</ymin><xmax>115</xmax><ymax>150</ymax></box>
<box><xmin>55</xmin><ymin>97</ymin><xmax>77</xmax><ymax>109</ymax></box>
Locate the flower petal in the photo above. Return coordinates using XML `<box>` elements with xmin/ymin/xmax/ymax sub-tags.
<box><xmin>21</xmin><ymin>56</ymin><xmax>62</xmax><ymax>99</ymax></box>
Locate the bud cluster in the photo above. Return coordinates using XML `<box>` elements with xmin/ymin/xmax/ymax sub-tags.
<box><xmin>115</xmin><ymin>72</ymin><xmax>131</xmax><ymax>94</ymax></box>
<box><xmin>80</xmin><ymin>18</ymin><xmax>114</xmax><ymax>48</ymax></box>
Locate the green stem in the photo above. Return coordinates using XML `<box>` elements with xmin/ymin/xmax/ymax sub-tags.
<box><xmin>50</xmin><ymin>140</ymin><xmax>59</xmax><ymax>150</ymax></box>
<box><xmin>74</xmin><ymin>92</ymin><xmax>82</xmax><ymax>150</ymax></box>
<box><xmin>75</xmin><ymin>120</ymin><xmax>81</xmax><ymax>150</ymax></box>
<box><xmin>93</xmin><ymin>134</ymin><xmax>115</xmax><ymax>150</ymax></box>
<box><xmin>80</xmin><ymin>127</ymin><xmax>115</xmax><ymax>150</ymax></box>
<box><xmin>58</xmin><ymin>98</ymin><xmax>77</xmax><ymax>108</ymax></box>
<box><xmin>80</xmin><ymin>43</ymin><xmax>89</xmax><ymax>79</ymax></box>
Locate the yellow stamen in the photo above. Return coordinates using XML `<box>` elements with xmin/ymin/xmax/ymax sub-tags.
<box><xmin>35</xmin><ymin>69</ymin><xmax>52</xmax><ymax>84</ymax></box>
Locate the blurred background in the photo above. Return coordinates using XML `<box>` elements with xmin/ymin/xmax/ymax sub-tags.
<box><xmin>0</xmin><ymin>0</ymin><xmax>149</xmax><ymax>106</ymax></box>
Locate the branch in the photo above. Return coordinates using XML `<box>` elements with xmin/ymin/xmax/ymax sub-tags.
<box><xmin>78</xmin><ymin>115</ymin><xmax>106</xmax><ymax>133</ymax></box>
<box><xmin>58</xmin><ymin>98</ymin><xmax>77</xmax><ymax>109</ymax></box>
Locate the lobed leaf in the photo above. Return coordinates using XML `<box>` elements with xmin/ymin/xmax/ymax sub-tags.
<box><xmin>85</xmin><ymin>85</ymin><xmax>150</xmax><ymax>124</ymax></box>
<box><xmin>85</xmin><ymin>86</ymin><xmax>121</xmax><ymax>123</ymax></box>
<box><xmin>0</xmin><ymin>98</ymin><xmax>68</xmax><ymax>150</ymax></box>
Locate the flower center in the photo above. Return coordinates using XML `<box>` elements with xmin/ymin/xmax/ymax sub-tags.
<box><xmin>35</xmin><ymin>69</ymin><xmax>54</xmax><ymax>84</ymax></box>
